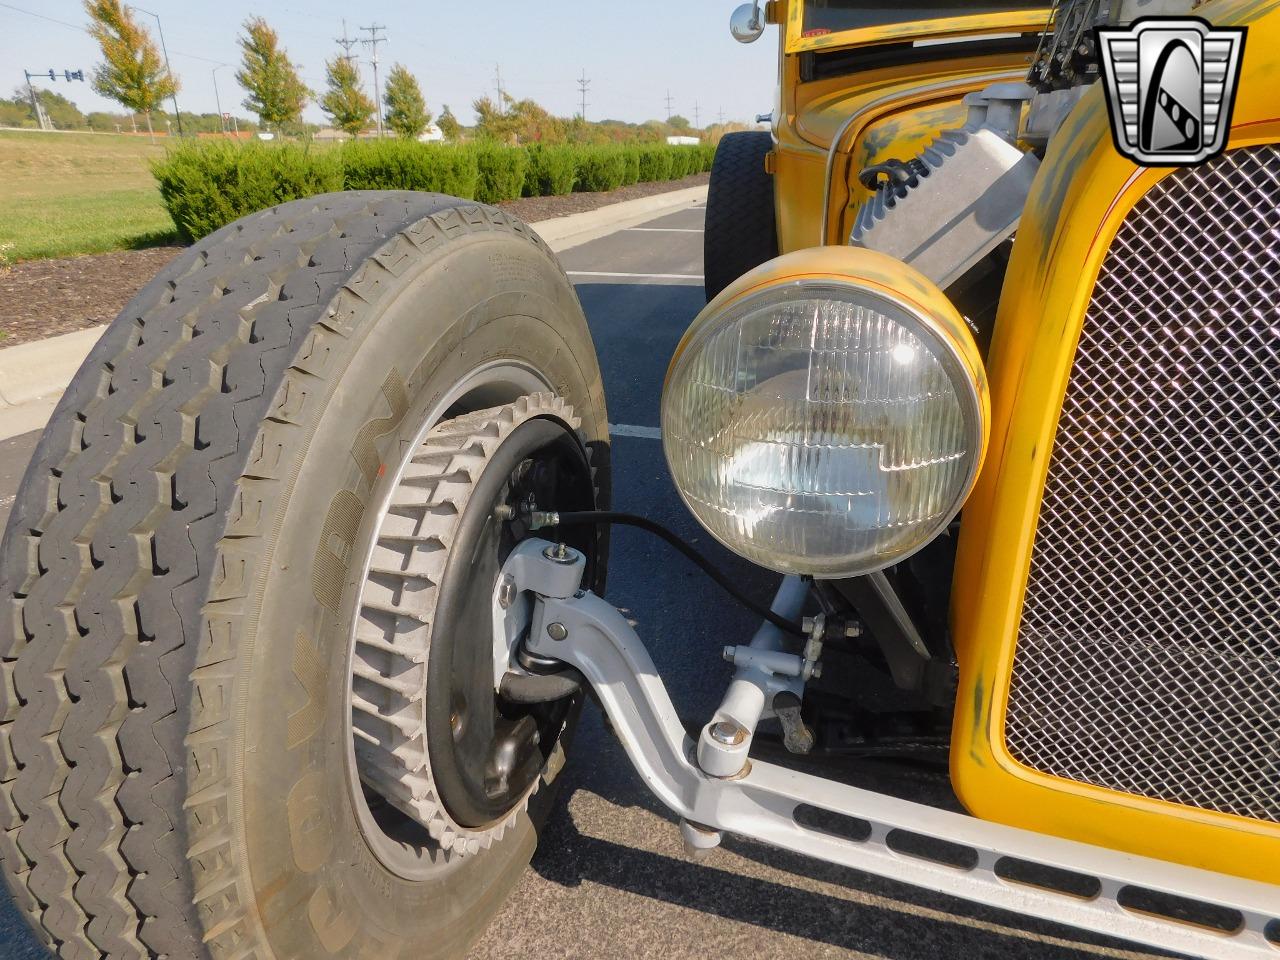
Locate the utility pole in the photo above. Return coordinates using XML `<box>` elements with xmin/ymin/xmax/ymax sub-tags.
<box><xmin>717</xmin><ymin>107</ymin><xmax>725</xmax><ymax>126</ymax></box>
<box><xmin>23</xmin><ymin>69</ymin><xmax>83</xmax><ymax>131</ymax></box>
<box><xmin>693</xmin><ymin>101</ymin><xmax>700</xmax><ymax>130</ymax></box>
<box><xmin>336</xmin><ymin>20</ymin><xmax>359</xmax><ymax>64</ymax></box>
<box><xmin>212</xmin><ymin>64</ymin><xmax>227</xmax><ymax>134</ymax></box>
<box><xmin>576</xmin><ymin>69</ymin><xmax>590</xmax><ymax>121</ymax></box>
<box><xmin>664</xmin><ymin>89</ymin><xmax>674</xmax><ymax>120</ymax></box>
<box><xmin>130</xmin><ymin>7</ymin><xmax>182</xmax><ymax>136</ymax></box>
<box><xmin>493</xmin><ymin>63</ymin><xmax>505</xmax><ymax>115</ymax></box>
<box><xmin>360</xmin><ymin>23</ymin><xmax>387</xmax><ymax>137</ymax></box>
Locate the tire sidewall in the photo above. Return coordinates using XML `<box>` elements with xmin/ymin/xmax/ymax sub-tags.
<box><xmin>225</xmin><ymin>224</ymin><xmax>604</xmax><ymax>958</ymax></box>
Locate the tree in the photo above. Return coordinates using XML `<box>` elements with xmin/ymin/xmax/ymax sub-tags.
<box><xmin>5</xmin><ymin>88</ymin><xmax>88</xmax><ymax>129</ymax></box>
<box><xmin>707</xmin><ymin>120</ymin><xmax>749</xmax><ymax>145</ymax></box>
<box><xmin>668</xmin><ymin>114</ymin><xmax>691</xmax><ymax>131</ymax></box>
<box><xmin>382</xmin><ymin>64</ymin><xmax>429</xmax><ymax>139</ymax></box>
<box><xmin>320</xmin><ymin>56</ymin><xmax>374</xmax><ymax>136</ymax></box>
<box><xmin>86</xmin><ymin>109</ymin><xmax>125</xmax><ymax>131</ymax></box>
<box><xmin>84</xmin><ymin>0</ymin><xmax>177</xmax><ymax>141</ymax></box>
<box><xmin>176</xmin><ymin>111</ymin><xmax>257</xmax><ymax>134</ymax></box>
<box><xmin>436</xmin><ymin>104</ymin><xmax>461</xmax><ymax>142</ymax></box>
<box><xmin>639</xmin><ymin>119</ymin><xmax>668</xmax><ymax>142</ymax></box>
<box><xmin>0</xmin><ymin>98</ymin><xmax>32</xmax><ymax>128</ymax></box>
<box><xmin>236</xmin><ymin>17</ymin><xmax>310</xmax><ymax>131</ymax></box>
<box><xmin>32</xmin><ymin>89</ymin><xmax>88</xmax><ymax>129</ymax></box>
<box><xmin>473</xmin><ymin>93</ymin><xmax>565</xmax><ymax>144</ymax></box>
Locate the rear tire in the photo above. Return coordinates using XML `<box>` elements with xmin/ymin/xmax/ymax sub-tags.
<box><xmin>0</xmin><ymin>192</ymin><xmax>609</xmax><ymax>959</ymax></box>
<box><xmin>703</xmin><ymin>131</ymin><xmax>779</xmax><ymax>301</ymax></box>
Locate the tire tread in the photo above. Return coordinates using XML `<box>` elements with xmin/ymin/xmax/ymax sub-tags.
<box><xmin>0</xmin><ymin>192</ymin><xmax>561</xmax><ymax>959</ymax></box>
<box><xmin>703</xmin><ymin>131</ymin><xmax>779</xmax><ymax>301</ymax></box>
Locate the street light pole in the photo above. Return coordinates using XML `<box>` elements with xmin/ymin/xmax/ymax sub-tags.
<box><xmin>212</xmin><ymin>63</ymin><xmax>227</xmax><ymax>134</ymax></box>
<box><xmin>131</xmin><ymin>6</ymin><xmax>183</xmax><ymax>136</ymax></box>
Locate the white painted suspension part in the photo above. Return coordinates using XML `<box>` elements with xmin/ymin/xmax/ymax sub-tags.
<box><xmin>502</xmin><ymin>538</ymin><xmax>1280</xmax><ymax>960</ymax></box>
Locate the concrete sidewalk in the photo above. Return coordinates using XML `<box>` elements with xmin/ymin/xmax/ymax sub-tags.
<box><xmin>0</xmin><ymin>185</ymin><xmax>707</xmax><ymax>443</ymax></box>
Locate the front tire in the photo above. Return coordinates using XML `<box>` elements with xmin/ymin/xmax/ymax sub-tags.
<box><xmin>703</xmin><ymin>131</ymin><xmax>779</xmax><ymax>302</ymax></box>
<box><xmin>0</xmin><ymin>192</ymin><xmax>609</xmax><ymax>959</ymax></box>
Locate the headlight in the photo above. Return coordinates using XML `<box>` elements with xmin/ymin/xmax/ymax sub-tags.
<box><xmin>661</xmin><ymin>248</ymin><xmax>988</xmax><ymax>578</ymax></box>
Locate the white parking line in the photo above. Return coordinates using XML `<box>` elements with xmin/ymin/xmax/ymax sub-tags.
<box><xmin>568</xmin><ymin>271</ymin><xmax>704</xmax><ymax>281</ymax></box>
<box><xmin>609</xmin><ymin>423</ymin><xmax>662</xmax><ymax>440</ymax></box>
<box><xmin>624</xmin><ymin>227</ymin><xmax>704</xmax><ymax>233</ymax></box>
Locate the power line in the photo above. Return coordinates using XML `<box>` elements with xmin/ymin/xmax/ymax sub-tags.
<box><xmin>717</xmin><ymin>107</ymin><xmax>725</xmax><ymax>125</ymax></box>
<box><xmin>576</xmin><ymin>68</ymin><xmax>590</xmax><ymax>121</ymax></box>
<box><xmin>335</xmin><ymin>19</ymin><xmax>359</xmax><ymax>64</ymax></box>
<box><xmin>1</xmin><ymin>2</ymin><xmax>86</xmax><ymax>33</ymax></box>
<box><xmin>664</xmin><ymin>89</ymin><xmax>674</xmax><ymax>120</ymax></box>
<box><xmin>693</xmin><ymin>100</ymin><xmax>699</xmax><ymax>129</ymax></box>
<box><xmin>169</xmin><ymin>49</ymin><xmax>225</xmax><ymax>65</ymax></box>
<box><xmin>359</xmin><ymin>23</ymin><xmax>386</xmax><ymax>137</ymax></box>
<box><xmin>1</xmin><ymin>1</ymin><xmax>223</xmax><ymax>63</ymax></box>
<box><xmin>493</xmin><ymin>63</ymin><xmax>505</xmax><ymax>114</ymax></box>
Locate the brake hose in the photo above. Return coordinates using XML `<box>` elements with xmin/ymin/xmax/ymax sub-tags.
<box><xmin>533</xmin><ymin>510</ymin><xmax>807</xmax><ymax>637</ymax></box>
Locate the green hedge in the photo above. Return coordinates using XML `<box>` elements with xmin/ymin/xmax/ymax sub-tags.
<box><xmin>694</xmin><ymin>142</ymin><xmax>716</xmax><ymax>173</ymax></box>
<box><xmin>637</xmin><ymin>145</ymin><xmax>673</xmax><ymax>182</ymax></box>
<box><xmin>524</xmin><ymin>144</ymin><xmax>577</xmax><ymax>196</ymax></box>
<box><xmin>341</xmin><ymin>140</ymin><xmax>478</xmax><ymax>196</ymax></box>
<box><xmin>153</xmin><ymin>139</ymin><xmax>711</xmax><ymax>242</ymax></box>
<box><xmin>473</xmin><ymin>143</ymin><xmax>529</xmax><ymax>203</ymax></box>
<box><xmin>573</xmin><ymin>146</ymin><xmax>628</xmax><ymax>192</ymax></box>
<box><xmin>620</xmin><ymin>146</ymin><xmax>641</xmax><ymax>186</ymax></box>
<box><xmin>669</xmin><ymin>146</ymin><xmax>689</xmax><ymax>180</ymax></box>
<box><xmin>152</xmin><ymin>140</ymin><xmax>344</xmax><ymax>243</ymax></box>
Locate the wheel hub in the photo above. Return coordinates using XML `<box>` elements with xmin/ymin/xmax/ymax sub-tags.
<box><xmin>347</xmin><ymin>393</ymin><xmax>594</xmax><ymax>856</ymax></box>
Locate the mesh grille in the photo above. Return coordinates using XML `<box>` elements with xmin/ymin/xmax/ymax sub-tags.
<box><xmin>1004</xmin><ymin>144</ymin><xmax>1280</xmax><ymax>823</ymax></box>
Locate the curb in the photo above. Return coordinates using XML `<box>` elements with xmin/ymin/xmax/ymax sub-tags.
<box><xmin>0</xmin><ymin>185</ymin><xmax>707</xmax><ymax>442</ymax></box>
<box><xmin>529</xmin><ymin>185</ymin><xmax>706</xmax><ymax>251</ymax></box>
<box><xmin>0</xmin><ymin>326</ymin><xmax>107</xmax><ymax>442</ymax></box>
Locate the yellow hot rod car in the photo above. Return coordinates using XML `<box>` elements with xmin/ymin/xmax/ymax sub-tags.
<box><xmin>1</xmin><ymin>1</ymin><xmax>1277</xmax><ymax>959</ymax></box>
<box><xmin>709</xmin><ymin>0</ymin><xmax>1278</xmax><ymax>890</ymax></box>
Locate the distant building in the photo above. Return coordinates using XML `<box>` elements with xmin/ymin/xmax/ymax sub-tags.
<box><xmin>417</xmin><ymin>123</ymin><xmax>444</xmax><ymax>142</ymax></box>
<box><xmin>666</xmin><ymin>135</ymin><xmax>700</xmax><ymax>146</ymax></box>
<box><xmin>314</xmin><ymin>127</ymin><xmax>350</xmax><ymax>141</ymax></box>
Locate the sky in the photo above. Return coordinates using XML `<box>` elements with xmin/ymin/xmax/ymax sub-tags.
<box><xmin>1</xmin><ymin>0</ymin><xmax>779</xmax><ymax>128</ymax></box>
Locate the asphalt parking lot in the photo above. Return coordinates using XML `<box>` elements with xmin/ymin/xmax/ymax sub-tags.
<box><xmin>0</xmin><ymin>202</ymin><xmax>1166</xmax><ymax>960</ymax></box>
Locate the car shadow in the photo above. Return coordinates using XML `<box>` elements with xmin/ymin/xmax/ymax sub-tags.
<box><xmin>528</xmin><ymin>729</ymin><xmax>1173</xmax><ymax>960</ymax></box>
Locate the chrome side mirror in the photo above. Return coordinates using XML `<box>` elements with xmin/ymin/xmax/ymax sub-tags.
<box><xmin>730</xmin><ymin>3</ymin><xmax>765</xmax><ymax>43</ymax></box>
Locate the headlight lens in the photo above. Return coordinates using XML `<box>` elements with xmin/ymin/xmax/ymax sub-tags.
<box><xmin>661</xmin><ymin>281</ymin><xmax>985</xmax><ymax>578</ymax></box>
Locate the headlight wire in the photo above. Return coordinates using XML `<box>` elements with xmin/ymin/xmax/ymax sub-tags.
<box><xmin>530</xmin><ymin>510</ymin><xmax>808</xmax><ymax>637</ymax></box>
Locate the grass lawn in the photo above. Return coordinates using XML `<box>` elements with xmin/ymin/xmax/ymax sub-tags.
<box><xmin>0</xmin><ymin>129</ymin><xmax>179</xmax><ymax>262</ymax></box>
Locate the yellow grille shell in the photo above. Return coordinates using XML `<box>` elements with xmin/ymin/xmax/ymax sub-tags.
<box><xmin>949</xmin><ymin>0</ymin><xmax>1280</xmax><ymax>885</ymax></box>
